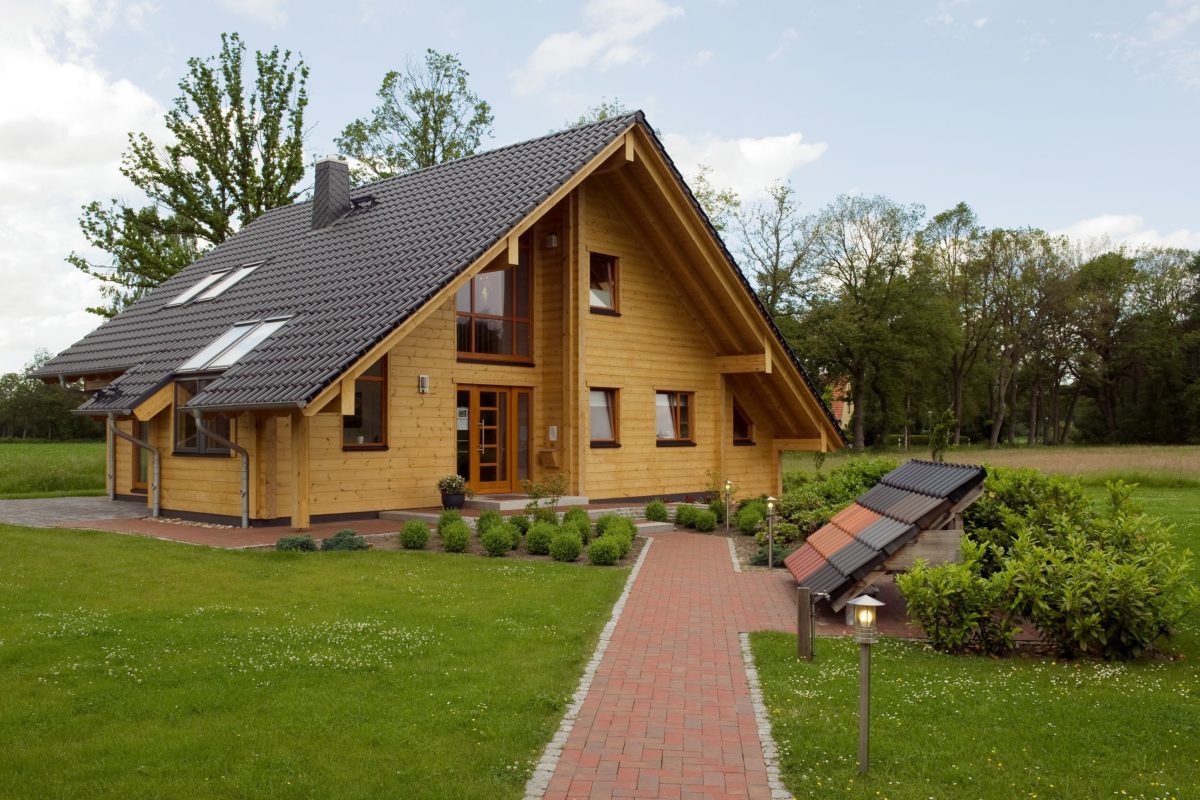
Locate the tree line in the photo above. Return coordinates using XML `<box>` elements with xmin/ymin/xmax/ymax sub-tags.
<box><xmin>64</xmin><ymin>32</ymin><xmax>1199</xmax><ymax>448</ymax></box>
<box><xmin>0</xmin><ymin>352</ymin><xmax>102</xmax><ymax>440</ymax></box>
<box><xmin>717</xmin><ymin>186</ymin><xmax>1200</xmax><ymax>447</ymax></box>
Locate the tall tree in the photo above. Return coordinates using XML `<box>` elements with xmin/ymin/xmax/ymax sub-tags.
<box><xmin>735</xmin><ymin>182</ymin><xmax>816</xmax><ymax>318</ymax></box>
<box><xmin>562</xmin><ymin>98</ymin><xmax>630</xmax><ymax>129</ymax></box>
<box><xmin>70</xmin><ymin>32</ymin><xmax>309</xmax><ymax>316</ymax></box>
<box><xmin>689</xmin><ymin>165</ymin><xmax>740</xmax><ymax>233</ymax></box>
<box><xmin>336</xmin><ymin>49</ymin><xmax>493</xmax><ymax>183</ymax></box>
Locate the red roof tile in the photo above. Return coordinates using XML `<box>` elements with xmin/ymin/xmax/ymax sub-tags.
<box><xmin>785</xmin><ymin>544</ymin><xmax>828</xmax><ymax>582</ymax></box>
<box><xmin>829</xmin><ymin>503</ymin><xmax>882</xmax><ymax>535</ymax></box>
<box><xmin>807</xmin><ymin>524</ymin><xmax>854</xmax><ymax>559</ymax></box>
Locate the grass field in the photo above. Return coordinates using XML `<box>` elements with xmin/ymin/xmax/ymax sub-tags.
<box><xmin>753</xmin><ymin>486</ymin><xmax>1200</xmax><ymax>800</ymax></box>
<box><xmin>0</xmin><ymin>441</ymin><xmax>105</xmax><ymax>498</ymax></box>
<box><xmin>0</xmin><ymin>527</ymin><xmax>628</xmax><ymax>799</ymax></box>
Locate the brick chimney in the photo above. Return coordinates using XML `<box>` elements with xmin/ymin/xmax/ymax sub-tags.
<box><xmin>312</xmin><ymin>157</ymin><xmax>351</xmax><ymax>230</ymax></box>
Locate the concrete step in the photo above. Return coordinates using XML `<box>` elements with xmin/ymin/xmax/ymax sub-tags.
<box><xmin>636</xmin><ymin>521</ymin><xmax>676</xmax><ymax>534</ymax></box>
<box><xmin>379</xmin><ymin>510</ymin><xmax>440</xmax><ymax>525</ymax></box>
<box><xmin>465</xmin><ymin>494</ymin><xmax>589</xmax><ymax>512</ymax></box>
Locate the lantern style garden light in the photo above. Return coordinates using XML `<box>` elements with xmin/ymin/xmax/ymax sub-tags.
<box><xmin>766</xmin><ymin>496</ymin><xmax>777</xmax><ymax>568</ymax></box>
<box><xmin>847</xmin><ymin>594</ymin><xmax>884</xmax><ymax>774</ymax></box>
<box><xmin>724</xmin><ymin>480</ymin><xmax>733</xmax><ymax>533</ymax></box>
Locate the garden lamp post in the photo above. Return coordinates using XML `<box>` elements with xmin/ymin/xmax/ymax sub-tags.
<box><xmin>724</xmin><ymin>480</ymin><xmax>733</xmax><ymax>533</ymax></box>
<box><xmin>766</xmin><ymin>496</ymin><xmax>777</xmax><ymax>568</ymax></box>
<box><xmin>848</xmin><ymin>594</ymin><xmax>884</xmax><ymax>775</ymax></box>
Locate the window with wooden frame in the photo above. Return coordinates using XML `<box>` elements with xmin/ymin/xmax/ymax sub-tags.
<box><xmin>343</xmin><ymin>358</ymin><xmax>387</xmax><ymax>449</ymax></box>
<box><xmin>732</xmin><ymin>400</ymin><xmax>755</xmax><ymax>445</ymax></box>
<box><xmin>455</xmin><ymin>245</ymin><xmax>532</xmax><ymax>363</ymax></box>
<box><xmin>655</xmin><ymin>391</ymin><xmax>695</xmax><ymax>445</ymax></box>
<box><xmin>173</xmin><ymin>378</ymin><xmax>230</xmax><ymax>456</ymax></box>
<box><xmin>589</xmin><ymin>388</ymin><xmax>620</xmax><ymax>447</ymax></box>
<box><xmin>589</xmin><ymin>253</ymin><xmax>619</xmax><ymax>314</ymax></box>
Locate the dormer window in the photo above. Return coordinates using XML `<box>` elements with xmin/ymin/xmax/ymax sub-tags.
<box><xmin>165</xmin><ymin>262</ymin><xmax>262</xmax><ymax>307</ymax></box>
<box><xmin>178</xmin><ymin>317</ymin><xmax>290</xmax><ymax>372</ymax></box>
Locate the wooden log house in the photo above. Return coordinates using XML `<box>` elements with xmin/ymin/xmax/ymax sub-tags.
<box><xmin>36</xmin><ymin>113</ymin><xmax>845</xmax><ymax>528</ymax></box>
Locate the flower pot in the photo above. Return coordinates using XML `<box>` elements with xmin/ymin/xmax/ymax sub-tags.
<box><xmin>441</xmin><ymin>492</ymin><xmax>466</xmax><ymax>510</ymax></box>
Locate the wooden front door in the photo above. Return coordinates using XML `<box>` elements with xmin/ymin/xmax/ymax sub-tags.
<box><xmin>456</xmin><ymin>386</ymin><xmax>531</xmax><ymax>494</ymax></box>
<box><xmin>132</xmin><ymin>420</ymin><xmax>150</xmax><ymax>492</ymax></box>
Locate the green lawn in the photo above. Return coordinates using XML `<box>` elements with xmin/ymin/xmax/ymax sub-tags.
<box><xmin>0</xmin><ymin>526</ymin><xmax>628</xmax><ymax>799</ymax></box>
<box><xmin>0</xmin><ymin>441</ymin><xmax>105</xmax><ymax>498</ymax></box>
<box><xmin>752</xmin><ymin>487</ymin><xmax>1200</xmax><ymax>800</ymax></box>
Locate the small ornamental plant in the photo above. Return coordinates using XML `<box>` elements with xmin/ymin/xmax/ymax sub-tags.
<box><xmin>476</xmin><ymin>510</ymin><xmax>504</xmax><ymax>538</ymax></box>
<box><xmin>437</xmin><ymin>474</ymin><xmax>467</xmax><ymax>495</ymax></box>
<box><xmin>276</xmin><ymin>534</ymin><xmax>316</xmax><ymax>552</ymax></box>
<box><xmin>587</xmin><ymin>536</ymin><xmax>622</xmax><ymax>566</ymax></box>
<box><xmin>526</xmin><ymin>521</ymin><xmax>557</xmax><ymax>555</ymax></box>
<box><xmin>321</xmin><ymin>529</ymin><xmax>369</xmax><ymax>551</ymax></box>
<box><xmin>693</xmin><ymin>509</ymin><xmax>717</xmax><ymax>532</ymax></box>
<box><xmin>440</xmin><ymin>520</ymin><xmax>470</xmax><ymax>553</ymax></box>
<box><xmin>437</xmin><ymin>509</ymin><xmax>462</xmax><ymax>531</ymax></box>
<box><xmin>675</xmin><ymin>504</ymin><xmax>698</xmax><ymax>528</ymax></box>
<box><xmin>481</xmin><ymin>527</ymin><xmax>511</xmax><ymax>557</ymax></box>
<box><xmin>399</xmin><ymin>520</ymin><xmax>430</xmax><ymax>550</ymax></box>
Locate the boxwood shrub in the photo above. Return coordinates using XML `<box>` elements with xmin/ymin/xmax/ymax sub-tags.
<box><xmin>549</xmin><ymin>532</ymin><xmax>582</xmax><ymax>562</ymax></box>
<box><xmin>674</xmin><ymin>504</ymin><xmax>698</xmax><ymax>527</ymax></box>
<box><xmin>588</xmin><ymin>535</ymin><xmax>622</xmax><ymax>565</ymax></box>
<box><xmin>440</xmin><ymin>520</ymin><xmax>470</xmax><ymax>553</ymax></box>
<box><xmin>399</xmin><ymin>520</ymin><xmax>430</xmax><ymax>550</ymax></box>
<box><xmin>562</xmin><ymin>518</ymin><xmax>591</xmax><ymax>544</ymax></box>
<box><xmin>562</xmin><ymin>507</ymin><xmax>591</xmax><ymax>529</ymax></box>
<box><xmin>526</xmin><ymin>521</ymin><xmax>556</xmax><ymax>555</ymax></box>
<box><xmin>693</xmin><ymin>509</ymin><xmax>717</xmax><ymax>532</ymax></box>
<box><xmin>437</xmin><ymin>509</ymin><xmax>462</xmax><ymax>532</ymax></box>
<box><xmin>476</xmin><ymin>510</ymin><xmax>504</xmax><ymax>538</ymax></box>
<box><xmin>644</xmin><ymin>499</ymin><xmax>669</xmax><ymax>522</ymax></box>
<box><xmin>481</xmin><ymin>526</ymin><xmax>512</xmax><ymax>557</ymax></box>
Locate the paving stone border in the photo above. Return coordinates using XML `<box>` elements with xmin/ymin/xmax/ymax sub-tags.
<box><xmin>739</xmin><ymin>632</ymin><xmax>795</xmax><ymax>800</ymax></box>
<box><xmin>522</xmin><ymin>537</ymin><xmax>655</xmax><ymax>799</ymax></box>
<box><xmin>727</xmin><ymin>535</ymin><xmax>742</xmax><ymax>573</ymax></box>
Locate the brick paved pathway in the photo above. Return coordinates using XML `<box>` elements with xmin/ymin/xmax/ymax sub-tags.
<box><xmin>541</xmin><ymin>531</ymin><xmax>797</xmax><ymax>800</ymax></box>
<box><xmin>0</xmin><ymin>496</ymin><xmax>148</xmax><ymax>527</ymax></box>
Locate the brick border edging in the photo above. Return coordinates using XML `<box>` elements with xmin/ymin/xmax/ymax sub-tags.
<box><xmin>739</xmin><ymin>632</ymin><xmax>795</xmax><ymax>800</ymax></box>
<box><xmin>727</xmin><ymin>536</ymin><xmax>742</xmax><ymax>573</ymax></box>
<box><xmin>523</xmin><ymin>537</ymin><xmax>655</xmax><ymax>799</ymax></box>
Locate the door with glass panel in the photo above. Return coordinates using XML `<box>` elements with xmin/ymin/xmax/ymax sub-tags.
<box><xmin>455</xmin><ymin>386</ymin><xmax>531</xmax><ymax>494</ymax></box>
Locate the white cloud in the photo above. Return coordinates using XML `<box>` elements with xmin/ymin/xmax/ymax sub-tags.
<box><xmin>1149</xmin><ymin>0</ymin><xmax>1200</xmax><ymax>41</ymax></box>
<box><xmin>692</xmin><ymin>49</ymin><xmax>713</xmax><ymax>67</ymax></box>
<box><xmin>214</xmin><ymin>0</ymin><xmax>287</xmax><ymax>26</ymax></box>
<box><xmin>1057</xmin><ymin>213</ymin><xmax>1200</xmax><ymax>250</ymax></box>
<box><xmin>512</xmin><ymin>0</ymin><xmax>684</xmax><ymax>94</ymax></box>
<box><xmin>768</xmin><ymin>28</ymin><xmax>798</xmax><ymax>61</ymax></box>
<box><xmin>661</xmin><ymin>130</ymin><xmax>828</xmax><ymax>200</ymax></box>
<box><xmin>0</xmin><ymin>1</ymin><xmax>164</xmax><ymax>373</ymax></box>
<box><xmin>973</xmin><ymin>17</ymin><xmax>989</xmax><ymax>29</ymax></box>
<box><xmin>1099</xmin><ymin>2</ymin><xmax>1200</xmax><ymax>88</ymax></box>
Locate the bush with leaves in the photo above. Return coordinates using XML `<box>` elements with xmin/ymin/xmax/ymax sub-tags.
<box><xmin>734</xmin><ymin>502</ymin><xmax>764</xmax><ymax>535</ymax></box>
<box><xmin>693</xmin><ymin>509</ymin><xmax>717</xmax><ymax>532</ymax></box>
<box><xmin>707</xmin><ymin>498</ymin><xmax>726</xmax><ymax>524</ymax></box>
<box><xmin>597</xmin><ymin>515</ymin><xmax>636</xmax><ymax>541</ymax></box>
<box><xmin>896</xmin><ymin>539</ymin><xmax>1017</xmax><ymax>655</ymax></box>
<box><xmin>509</xmin><ymin>514</ymin><xmax>531</xmax><ymax>535</ymax></box>
<box><xmin>562</xmin><ymin>507</ymin><xmax>590</xmax><ymax>528</ymax></box>
<box><xmin>749</xmin><ymin>543</ymin><xmax>796</xmax><ymax>568</ymax></box>
<box><xmin>399</xmin><ymin>520</ymin><xmax>430</xmax><ymax>550</ymax></box>
<box><xmin>595</xmin><ymin>513</ymin><xmax>625</xmax><ymax>537</ymax></box>
<box><xmin>481</xmin><ymin>525</ymin><xmax>514</xmax><ymax>557</ymax></box>
<box><xmin>675</xmin><ymin>505</ymin><xmax>698</xmax><ymax>528</ymax></box>
<box><xmin>562</xmin><ymin>518</ymin><xmax>591</xmax><ymax>544</ymax></box>
<box><xmin>588</xmin><ymin>535</ymin><xmax>623</xmax><ymax>566</ymax></box>
<box><xmin>476</xmin><ymin>510</ymin><xmax>504</xmax><ymax>538</ymax></box>
<box><xmin>321</xmin><ymin>529</ymin><xmax>369</xmax><ymax>551</ymax></box>
<box><xmin>644</xmin><ymin>500</ymin><xmax>669</xmax><ymax>522</ymax></box>
<box><xmin>276</xmin><ymin>534</ymin><xmax>316</xmax><ymax>552</ymax></box>
<box><xmin>437</xmin><ymin>508</ymin><xmax>462</xmax><ymax>531</ymax></box>
<box><xmin>526</xmin><ymin>521</ymin><xmax>557</xmax><ymax>555</ymax></box>
<box><xmin>549</xmin><ymin>532</ymin><xmax>582</xmax><ymax>562</ymax></box>
<box><xmin>440</xmin><ymin>520</ymin><xmax>470</xmax><ymax>553</ymax></box>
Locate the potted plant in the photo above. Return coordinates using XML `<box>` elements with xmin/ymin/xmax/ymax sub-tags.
<box><xmin>437</xmin><ymin>474</ymin><xmax>469</xmax><ymax>509</ymax></box>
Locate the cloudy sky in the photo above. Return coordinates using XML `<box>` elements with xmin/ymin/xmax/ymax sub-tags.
<box><xmin>2</xmin><ymin>0</ymin><xmax>1198</xmax><ymax>373</ymax></box>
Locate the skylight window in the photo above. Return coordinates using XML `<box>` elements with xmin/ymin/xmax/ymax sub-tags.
<box><xmin>196</xmin><ymin>263</ymin><xmax>261</xmax><ymax>301</ymax></box>
<box><xmin>165</xmin><ymin>272</ymin><xmax>227</xmax><ymax>307</ymax></box>
<box><xmin>178</xmin><ymin>316</ymin><xmax>291</xmax><ymax>372</ymax></box>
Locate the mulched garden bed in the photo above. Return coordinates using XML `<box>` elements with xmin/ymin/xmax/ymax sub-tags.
<box><xmin>367</xmin><ymin>526</ymin><xmax>646</xmax><ymax>568</ymax></box>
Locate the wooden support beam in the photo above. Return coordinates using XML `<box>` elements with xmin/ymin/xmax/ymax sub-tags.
<box><xmin>290</xmin><ymin>412</ymin><xmax>310</xmax><ymax>530</ymax></box>
<box><xmin>339</xmin><ymin>377</ymin><xmax>355</xmax><ymax>416</ymax></box>
<box><xmin>773</xmin><ymin>438</ymin><xmax>825</xmax><ymax>452</ymax></box>
<box><xmin>883</xmin><ymin>530</ymin><xmax>964</xmax><ymax>570</ymax></box>
<box><xmin>716</xmin><ymin>352</ymin><xmax>771</xmax><ymax>374</ymax></box>
<box><xmin>507</xmin><ymin>233</ymin><xmax>519</xmax><ymax>266</ymax></box>
<box><xmin>133</xmin><ymin>383</ymin><xmax>173</xmax><ymax>422</ymax></box>
<box><xmin>624</xmin><ymin>132</ymin><xmax>635</xmax><ymax>162</ymax></box>
<box><xmin>256</xmin><ymin>414</ymin><xmax>278</xmax><ymax>521</ymax></box>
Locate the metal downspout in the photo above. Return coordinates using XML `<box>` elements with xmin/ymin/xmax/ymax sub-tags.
<box><xmin>107</xmin><ymin>416</ymin><xmax>161</xmax><ymax>518</ymax></box>
<box><xmin>192</xmin><ymin>410</ymin><xmax>250</xmax><ymax>528</ymax></box>
<box><xmin>106</xmin><ymin>413</ymin><xmax>116</xmax><ymax>501</ymax></box>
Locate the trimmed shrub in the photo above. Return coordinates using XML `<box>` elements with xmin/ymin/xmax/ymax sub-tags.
<box><xmin>276</xmin><ymin>534</ymin><xmax>316</xmax><ymax>552</ymax></box>
<box><xmin>594</xmin><ymin>513</ymin><xmax>623</xmax><ymax>537</ymax></box>
<box><xmin>588</xmin><ymin>535</ymin><xmax>622</xmax><ymax>565</ymax></box>
<box><xmin>674</xmin><ymin>504</ymin><xmax>698</xmax><ymax>528</ymax></box>
<box><xmin>440</xmin><ymin>520</ymin><xmax>470</xmax><ymax>553</ymax></box>
<box><xmin>531</xmin><ymin>506</ymin><xmax>558</xmax><ymax>524</ymax></box>
<box><xmin>598</xmin><ymin>515</ymin><xmax>636</xmax><ymax>541</ymax></box>
<box><xmin>562</xmin><ymin>518</ymin><xmax>591</xmax><ymax>544</ymax></box>
<box><xmin>481</xmin><ymin>527</ymin><xmax>511</xmax><ymax>557</ymax></box>
<box><xmin>749</xmin><ymin>543</ymin><xmax>794</xmax><ymax>567</ymax></box>
<box><xmin>476</xmin><ymin>510</ymin><xmax>504</xmax><ymax>538</ymax></box>
<box><xmin>526</xmin><ymin>521</ymin><xmax>557</xmax><ymax>555</ymax></box>
<box><xmin>549</xmin><ymin>532</ymin><xmax>583</xmax><ymax>562</ymax></box>
<box><xmin>399</xmin><ymin>520</ymin><xmax>430</xmax><ymax>550</ymax></box>
<box><xmin>692</xmin><ymin>509</ymin><xmax>717</xmax><ymax>532</ymax></box>
<box><xmin>437</xmin><ymin>509</ymin><xmax>462</xmax><ymax>532</ymax></box>
<box><xmin>609</xmin><ymin>532</ymin><xmax>632</xmax><ymax>559</ymax></box>
<box><xmin>734</xmin><ymin>503</ymin><xmax>763</xmax><ymax>535</ymax></box>
<box><xmin>562</xmin><ymin>507</ymin><xmax>591</xmax><ymax>529</ymax></box>
<box><xmin>509</xmin><ymin>514</ymin><xmax>532</xmax><ymax>535</ymax></box>
<box><xmin>644</xmin><ymin>500</ymin><xmax>669</xmax><ymax>522</ymax></box>
<box><xmin>707</xmin><ymin>498</ymin><xmax>726</xmax><ymax>524</ymax></box>
<box><xmin>321</xmin><ymin>529</ymin><xmax>369</xmax><ymax>551</ymax></box>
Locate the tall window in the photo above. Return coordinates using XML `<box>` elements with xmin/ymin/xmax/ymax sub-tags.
<box><xmin>174</xmin><ymin>378</ymin><xmax>230</xmax><ymax>455</ymax></box>
<box><xmin>655</xmin><ymin>391</ymin><xmax>694</xmax><ymax>445</ymax></box>
<box><xmin>589</xmin><ymin>253</ymin><xmax>619</xmax><ymax>313</ymax></box>
<box><xmin>590</xmin><ymin>388</ymin><xmax>619</xmax><ymax>446</ymax></box>
<box><xmin>343</xmin><ymin>358</ymin><xmax>387</xmax><ymax>449</ymax></box>
<box><xmin>456</xmin><ymin>248</ymin><xmax>532</xmax><ymax>362</ymax></box>
<box><xmin>732</xmin><ymin>400</ymin><xmax>755</xmax><ymax>445</ymax></box>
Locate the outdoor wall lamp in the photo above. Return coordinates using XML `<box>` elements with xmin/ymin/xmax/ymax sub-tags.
<box><xmin>724</xmin><ymin>480</ymin><xmax>733</xmax><ymax>533</ymax></box>
<box><xmin>766</xmin><ymin>496</ymin><xmax>777</xmax><ymax>568</ymax></box>
<box><xmin>418</xmin><ymin>375</ymin><xmax>430</xmax><ymax>394</ymax></box>
<box><xmin>847</xmin><ymin>594</ymin><xmax>885</xmax><ymax>775</ymax></box>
